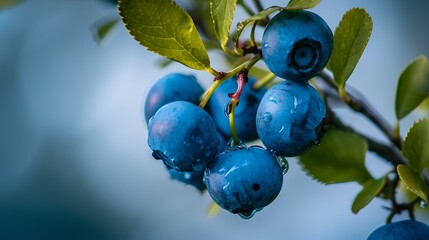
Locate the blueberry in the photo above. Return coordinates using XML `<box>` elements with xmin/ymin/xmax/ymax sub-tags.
<box><xmin>256</xmin><ymin>80</ymin><xmax>326</xmax><ymax>157</ymax></box>
<box><xmin>367</xmin><ymin>220</ymin><xmax>429</xmax><ymax>240</ymax></box>
<box><xmin>143</xmin><ymin>73</ymin><xmax>204</xmax><ymax>123</ymax></box>
<box><xmin>206</xmin><ymin>76</ymin><xmax>266</xmax><ymax>142</ymax></box>
<box><xmin>148</xmin><ymin>101</ymin><xmax>219</xmax><ymax>172</ymax></box>
<box><xmin>165</xmin><ymin>131</ymin><xmax>228</xmax><ymax>191</ymax></box>
<box><xmin>262</xmin><ymin>10</ymin><xmax>333</xmax><ymax>82</ymax></box>
<box><xmin>204</xmin><ymin>145</ymin><xmax>283</xmax><ymax>218</ymax></box>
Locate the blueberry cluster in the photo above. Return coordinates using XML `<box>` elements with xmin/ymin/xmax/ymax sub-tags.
<box><xmin>143</xmin><ymin>10</ymin><xmax>332</xmax><ymax>218</ymax></box>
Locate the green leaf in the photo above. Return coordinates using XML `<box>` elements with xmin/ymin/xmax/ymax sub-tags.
<box><xmin>402</xmin><ymin>119</ymin><xmax>429</xmax><ymax>173</ymax></box>
<box><xmin>210</xmin><ymin>0</ymin><xmax>237</xmax><ymax>49</ymax></box>
<box><xmin>417</xmin><ymin>97</ymin><xmax>429</xmax><ymax>114</ymax></box>
<box><xmin>397</xmin><ymin>164</ymin><xmax>429</xmax><ymax>203</ymax></box>
<box><xmin>395</xmin><ymin>55</ymin><xmax>429</xmax><ymax>120</ymax></box>
<box><xmin>119</xmin><ymin>0</ymin><xmax>210</xmax><ymax>70</ymax></box>
<box><xmin>286</xmin><ymin>0</ymin><xmax>320</xmax><ymax>10</ymax></box>
<box><xmin>93</xmin><ymin>18</ymin><xmax>119</xmax><ymax>44</ymax></box>
<box><xmin>0</xmin><ymin>0</ymin><xmax>22</xmax><ymax>10</ymax></box>
<box><xmin>299</xmin><ymin>130</ymin><xmax>373</xmax><ymax>185</ymax></box>
<box><xmin>327</xmin><ymin>8</ymin><xmax>373</xmax><ymax>87</ymax></box>
<box><xmin>351</xmin><ymin>177</ymin><xmax>386</xmax><ymax>214</ymax></box>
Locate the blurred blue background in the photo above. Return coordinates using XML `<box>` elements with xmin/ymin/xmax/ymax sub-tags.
<box><xmin>1</xmin><ymin>0</ymin><xmax>429</xmax><ymax>239</ymax></box>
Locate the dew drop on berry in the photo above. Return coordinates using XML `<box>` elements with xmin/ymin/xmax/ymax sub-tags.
<box><xmin>183</xmin><ymin>172</ymin><xmax>191</xmax><ymax>180</ymax></box>
<box><xmin>192</xmin><ymin>159</ymin><xmax>205</xmax><ymax>171</ymax></box>
<box><xmin>268</xmin><ymin>96</ymin><xmax>277</xmax><ymax>103</ymax></box>
<box><xmin>263</xmin><ymin>112</ymin><xmax>272</xmax><ymax>123</ymax></box>
<box><xmin>275</xmin><ymin>155</ymin><xmax>289</xmax><ymax>175</ymax></box>
<box><xmin>223</xmin><ymin>103</ymin><xmax>230</xmax><ymax>117</ymax></box>
<box><xmin>238</xmin><ymin>208</ymin><xmax>261</xmax><ymax>219</ymax></box>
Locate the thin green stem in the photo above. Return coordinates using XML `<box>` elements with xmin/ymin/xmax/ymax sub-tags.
<box><xmin>229</xmin><ymin>99</ymin><xmax>240</xmax><ymax>145</ymax></box>
<box><xmin>199</xmin><ymin>55</ymin><xmax>261</xmax><ymax>109</ymax></box>
<box><xmin>249</xmin><ymin>21</ymin><xmax>258</xmax><ymax>48</ymax></box>
<box><xmin>252</xmin><ymin>0</ymin><xmax>264</xmax><ymax>12</ymax></box>
<box><xmin>238</xmin><ymin>0</ymin><xmax>256</xmax><ymax>16</ymax></box>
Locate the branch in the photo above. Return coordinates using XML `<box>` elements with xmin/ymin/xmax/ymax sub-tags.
<box><xmin>317</xmin><ymin>71</ymin><xmax>403</xmax><ymax>150</ymax></box>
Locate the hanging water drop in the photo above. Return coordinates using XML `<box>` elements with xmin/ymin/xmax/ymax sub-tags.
<box><xmin>275</xmin><ymin>155</ymin><xmax>289</xmax><ymax>175</ymax></box>
<box><xmin>263</xmin><ymin>112</ymin><xmax>272</xmax><ymax>123</ymax></box>
<box><xmin>420</xmin><ymin>200</ymin><xmax>427</xmax><ymax>209</ymax></box>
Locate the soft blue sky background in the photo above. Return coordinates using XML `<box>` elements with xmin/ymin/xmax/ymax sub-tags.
<box><xmin>1</xmin><ymin>0</ymin><xmax>429</xmax><ymax>239</ymax></box>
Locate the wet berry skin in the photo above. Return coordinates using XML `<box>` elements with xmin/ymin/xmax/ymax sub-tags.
<box><xmin>148</xmin><ymin>101</ymin><xmax>219</xmax><ymax>172</ymax></box>
<box><xmin>256</xmin><ymin>80</ymin><xmax>326</xmax><ymax>157</ymax></box>
<box><xmin>206</xmin><ymin>76</ymin><xmax>266</xmax><ymax>142</ymax></box>
<box><xmin>165</xmin><ymin>132</ymin><xmax>228</xmax><ymax>191</ymax></box>
<box><xmin>204</xmin><ymin>146</ymin><xmax>283</xmax><ymax>218</ymax></box>
<box><xmin>262</xmin><ymin>10</ymin><xmax>333</xmax><ymax>82</ymax></box>
<box><xmin>367</xmin><ymin>220</ymin><xmax>429</xmax><ymax>240</ymax></box>
<box><xmin>143</xmin><ymin>73</ymin><xmax>204</xmax><ymax>123</ymax></box>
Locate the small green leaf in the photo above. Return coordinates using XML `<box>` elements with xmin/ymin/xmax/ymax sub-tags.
<box><xmin>402</xmin><ymin>119</ymin><xmax>429</xmax><ymax>173</ymax></box>
<box><xmin>93</xmin><ymin>18</ymin><xmax>119</xmax><ymax>44</ymax></box>
<box><xmin>286</xmin><ymin>0</ymin><xmax>320</xmax><ymax>10</ymax></box>
<box><xmin>327</xmin><ymin>8</ymin><xmax>373</xmax><ymax>87</ymax></box>
<box><xmin>299</xmin><ymin>130</ymin><xmax>373</xmax><ymax>185</ymax></box>
<box><xmin>210</xmin><ymin>0</ymin><xmax>237</xmax><ymax>49</ymax></box>
<box><xmin>351</xmin><ymin>177</ymin><xmax>386</xmax><ymax>214</ymax></box>
<box><xmin>395</xmin><ymin>55</ymin><xmax>429</xmax><ymax>120</ymax></box>
<box><xmin>397</xmin><ymin>164</ymin><xmax>429</xmax><ymax>203</ymax></box>
<box><xmin>119</xmin><ymin>0</ymin><xmax>210</xmax><ymax>70</ymax></box>
<box><xmin>0</xmin><ymin>0</ymin><xmax>22</xmax><ymax>10</ymax></box>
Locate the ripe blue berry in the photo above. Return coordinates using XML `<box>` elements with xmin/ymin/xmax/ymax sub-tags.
<box><xmin>206</xmin><ymin>76</ymin><xmax>266</xmax><ymax>142</ymax></box>
<box><xmin>262</xmin><ymin>10</ymin><xmax>333</xmax><ymax>82</ymax></box>
<box><xmin>163</xmin><ymin>127</ymin><xmax>228</xmax><ymax>191</ymax></box>
<box><xmin>256</xmin><ymin>80</ymin><xmax>326</xmax><ymax>157</ymax></box>
<box><xmin>204</xmin><ymin>145</ymin><xmax>283</xmax><ymax>219</ymax></box>
<box><xmin>143</xmin><ymin>73</ymin><xmax>204</xmax><ymax>123</ymax></box>
<box><xmin>367</xmin><ymin>220</ymin><xmax>429</xmax><ymax>240</ymax></box>
<box><xmin>148</xmin><ymin>101</ymin><xmax>219</xmax><ymax>172</ymax></box>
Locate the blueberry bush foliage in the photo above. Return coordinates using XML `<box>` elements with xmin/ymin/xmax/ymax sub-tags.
<box><xmin>115</xmin><ymin>0</ymin><xmax>429</xmax><ymax>225</ymax></box>
<box><xmin>78</xmin><ymin>0</ymin><xmax>429</xmax><ymax>237</ymax></box>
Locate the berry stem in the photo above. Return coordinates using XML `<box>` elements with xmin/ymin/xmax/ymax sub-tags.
<box><xmin>227</xmin><ymin>70</ymin><xmax>249</xmax><ymax>145</ymax></box>
<box><xmin>252</xmin><ymin>0</ymin><xmax>264</xmax><ymax>12</ymax></box>
<box><xmin>199</xmin><ymin>55</ymin><xmax>261</xmax><ymax>109</ymax></box>
<box><xmin>229</xmin><ymin>99</ymin><xmax>240</xmax><ymax>145</ymax></box>
<box><xmin>238</xmin><ymin>0</ymin><xmax>256</xmax><ymax>16</ymax></box>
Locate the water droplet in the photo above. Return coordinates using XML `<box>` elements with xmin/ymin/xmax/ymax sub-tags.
<box><xmin>193</xmin><ymin>136</ymin><xmax>203</xmax><ymax>144</ymax></box>
<box><xmin>263</xmin><ymin>43</ymin><xmax>269</xmax><ymax>48</ymax></box>
<box><xmin>268</xmin><ymin>96</ymin><xmax>277</xmax><ymax>103</ymax></box>
<box><xmin>192</xmin><ymin>161</ymin><xmax>205</xmax><ymax>171</ymax></box>
<box><xmin>184</xmin><ymin>172</ymin><xmax>191</xmax><ymax>180</ymax></box>
<box><xmin>263</xmin><ymin>112</ymin><xmax>272</xmax><ymax>123</ymax></box>
<box><xmin>276</xmin><ymin>155</ymin><xmax>289</xmax><ymax>175</ymax></box>
<box><xmin>238</xmin><ymin>208</ymin><xmax>262</xmax><ymax>219</ymax></box>
<box><xmin>225</xmin><ymin>138</ymin><xmax>247</xmax><ymax>152</ymax></box>
<box><xmin>421</xmin><ymin>201</ymin><xmax>427</xmax><ymax>208</ymax></box>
